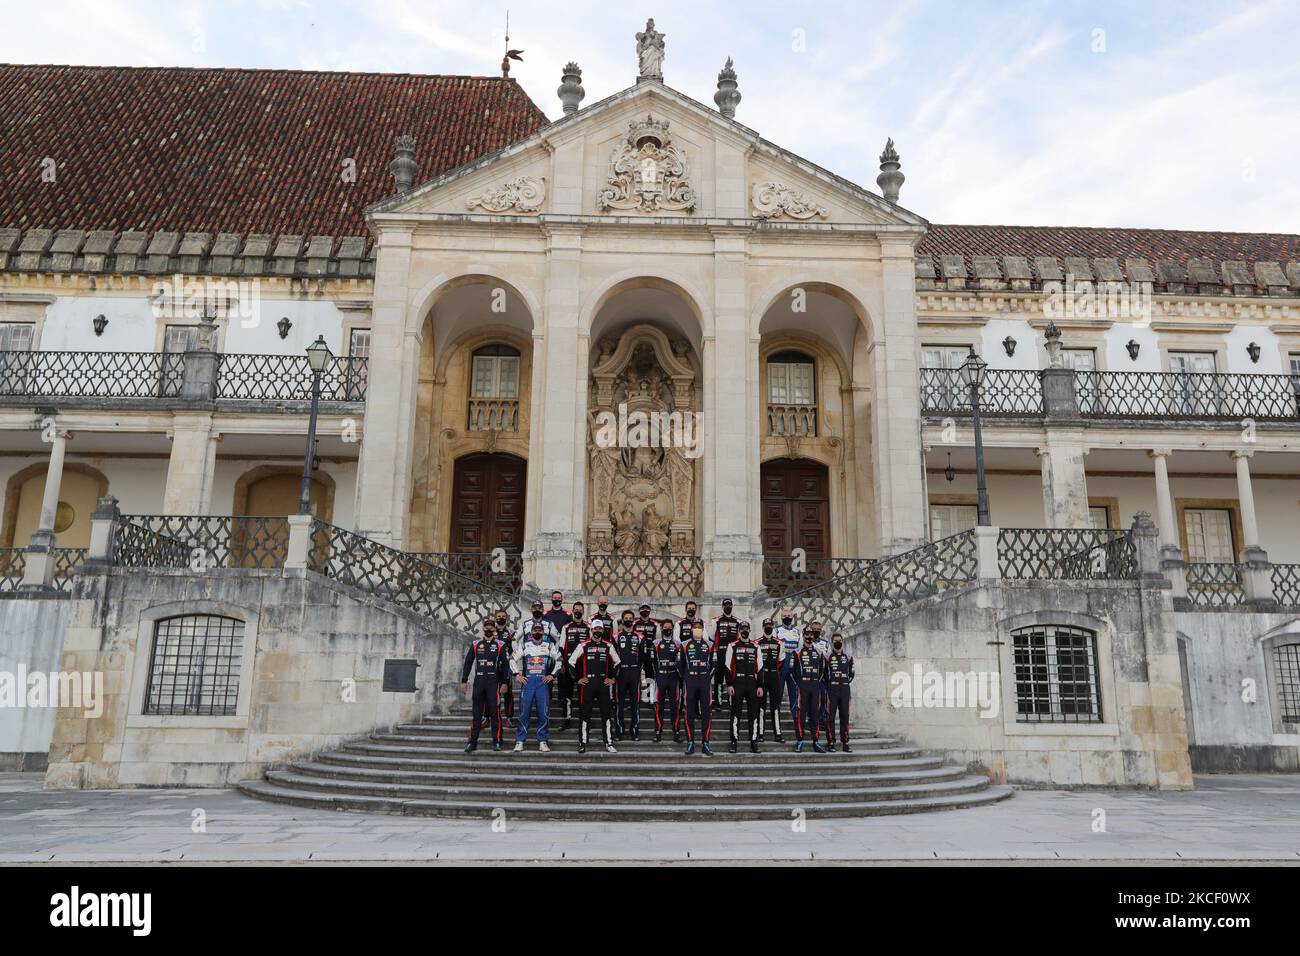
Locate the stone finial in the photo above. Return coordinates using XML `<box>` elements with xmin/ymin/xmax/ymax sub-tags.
<box><xmin>390</xmin><ymin>135</ymin><xmax>418</xmax><ymax>194</ymax></box>
<box><xmin>558</xmin><ymin>62</ymin><xmax>585</xmax><ymax>115</ymax></box>
<box><xmin>714</xmin><ymin>56</ymin><xmax>740</xmax><ymax>119</ymax></box>
<box><xmin>876</xmin><ymin>138</ymin><xmax>904</xmax><ymax>203</ymax></box>
<box><xmin>1044</xmin><ymin>321</ymin><xmax>1063</xmax><ymax>367</ymax></box>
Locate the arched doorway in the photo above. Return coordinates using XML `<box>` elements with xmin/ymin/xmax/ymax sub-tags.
<box><xmin>448</xmin><ymin>453</ymin><xmax>526</xmax><ymax>554</ymax></box>
<box><xmin>761</xmin><ymin>458</ymin><xmax>830</xmax><ymax>589</ymax></box>
<box><xmin>2</xmin><ymin>463</ymin><xmax>109</xmax><ymax>549</ymax></box>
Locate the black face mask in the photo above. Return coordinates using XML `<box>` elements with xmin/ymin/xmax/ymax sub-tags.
<box><xmin>723</xmin><ymin>605</ymin><xmax>733</xmax><ymax>614</ymax></box>
<box><xmin>763</xmin><ymin>625</ymin><xmax>773</xmax><ymax>635</ymax></box>
<box><xmin>483</xmin><ymin>632</ymin><xmax>494</xmax><ymax>640</ymax></box>
<box><xmin>782</xmin><ymin>618</ymin><xmax>792</xmax><ymax>626</ymax></box>
<box><xmin>598</xmin><ymin>603</ymin><xmax>608</xmax><ymax>612</ymax></box>
<box><xmin>833</xmin><ymin>641</ymin><xmax>843</xmax><ymax>650</ymax></box>
<box><xmin>640</xmin><ymin>609</ymin><xmax>650</xmax><ymax>617</ymax></box>
<box><xmin>552</xmin><ymin>599</ymin><xmax>563</xmax><ymax>608</ymax></box>
<box><xmin>573</xmin><ymin>610</ymin><xmax>583</xmax><ymax>619</ymax></box>
<box><xmin>623</xmin><ymin>620</ymin><xmax>634</xmax><ymax>629</ymax></box>
<box><xmin>686</xmin><ymin>608</ymin><xmax>697</xmax><ymax>617</ymax></box>
<box><xmin>532</xmin><ymin>610</ymin><xmax>542</xmax><ymax>618</ymax></box>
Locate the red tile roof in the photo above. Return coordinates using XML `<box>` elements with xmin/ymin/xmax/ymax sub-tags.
<box><xmin>0</xmin><ymin>64</ymin><xmax>547</xmax><ymax>237</ymax></box>
<box><xmin>918</xmin><ymin>224</ymin><xmax>1300</xmax><ymax>268</ymax></box>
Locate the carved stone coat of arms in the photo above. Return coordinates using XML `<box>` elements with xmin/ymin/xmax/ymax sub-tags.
<box><xmin>596</xmin><ymin>116</ymin><xmax>696</xmax><ymax>214</ymax></box>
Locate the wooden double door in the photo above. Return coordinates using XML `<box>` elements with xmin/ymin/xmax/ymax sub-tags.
<box><xmin>761</xmin><ymin>458</ymin><xmax>830</xmax><ymax>562</ymax></box>
<box><xmin>448</xmin><ymin>453</ymin><xmax>526</xmax><ymax>554</ymax></box>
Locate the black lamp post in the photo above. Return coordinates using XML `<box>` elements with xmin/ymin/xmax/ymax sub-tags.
<box><xmin>959</xmin><ymin>349</ymin><xmax>990</xmax><ymax>526</ymax></box>
<box><xmin>299</xmin><ymin>335</ymin><xmax>332</xmax><ymax>515</ymax></box>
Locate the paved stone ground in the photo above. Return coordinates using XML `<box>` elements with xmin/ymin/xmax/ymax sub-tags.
<box><xmin>1</xmin><ymin>772</ymin><xmax>1298</xmax><ymax>863</ymax></box>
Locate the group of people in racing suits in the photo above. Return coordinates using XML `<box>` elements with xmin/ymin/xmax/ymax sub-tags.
<box><xmin>460</xmin><ymin>593</ymin><xmax>854</xmax><ymax>756</ymax></box>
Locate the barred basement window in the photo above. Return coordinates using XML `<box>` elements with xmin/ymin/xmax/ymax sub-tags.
<box><xmin>1012</xmin><ymin>624</ymin><xmax>1101</xmax><ymax>723</ymax></box>
<box><xmin>1274</xmin><ymin>643</ymin><xmax>1300</xmax><ymax>725</ymax></box>
<box><xmin>143</xmin><ymin>615</ymin><xmax>244</xmax><ymax>716</ymax></box>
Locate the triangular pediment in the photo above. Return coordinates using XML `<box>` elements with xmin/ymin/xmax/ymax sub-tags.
<box><xmin>367</xmin><ymin>81</ymin><xmax>925</xmax><ymax>228</ymax></box>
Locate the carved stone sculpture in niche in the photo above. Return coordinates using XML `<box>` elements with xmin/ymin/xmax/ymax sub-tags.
<box><xmin>596</xmin><ymin>116</ymin><xmax>695</xmax><ymax>214</ymax></box>
<box><xmin>587</xmin><ymin>324</ymin><xmax>698</xmax><ymax>556</ymax></box>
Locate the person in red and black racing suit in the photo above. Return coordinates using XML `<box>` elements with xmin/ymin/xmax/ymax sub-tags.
<box><xmin>493</xmin><ymin>609</ymin><xmax>517</xmax><ymax>728</ymax></box>
<box><xmin>790</xmin><ymin>631</ymin><xmax>828</xmax><ymax>753</ymax></box>
<box><xmin>824</xmin><ymin>633</ymin><xmax>855</xmax><ymax>752</ymax></box>
<box><xmin>568</xmin><ymin>620</ymin><xmax>621</xmax><ymax>753</ymax></box>
<box><xmin>590</xmin><ymin>596</ymin><xmax>615</xmax><ymax>634</ymax></box>
<box><xmin>724</xmin><ymin>621</ymin><xmax>764</xmax><ymax>753</ymax></box>
<box><xmin>756</xmin><ymin>618</ymin><xmax>786</xmax><ymax>743</ymax></box>
<box><xmin>649</xmin><ymin>622</ymin><xmax>683</xmax><ymax>742</ymax></box>
<box><xmin>711</xmin><ymin>598</ymin><xmax>743</xmax><ymax>708</ymax></box>
<box><xmin>459</xmin><ymin>621</ymin><xmax>509</xmax><ymax>753</ymax></box>
<box><xmin>612</xmin><ymin>613</ymin><xmax>646</xmax><ymax>740</ymax></box>
<box><xmin>678</xmin><ymin>623</ymin><xmax>715</xmax><ymax>756</ymax></box>
<box><xmin>557</xmin><ymin>603</ymin><xmax>591</xmax><ymax>731</ymax></box>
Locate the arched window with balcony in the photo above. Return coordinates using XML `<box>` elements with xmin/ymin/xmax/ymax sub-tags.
<box><xmin>467</xmin><ymin>344</ymin><xmax>520</xmax><ymax>431</ymax></box>
<box><xmin>766</xmin><ymin>349</ymin><xmax>817</xmax><ymax>436</ymax></box>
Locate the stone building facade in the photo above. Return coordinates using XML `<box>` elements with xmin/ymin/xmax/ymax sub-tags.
<box><xmin>2</xmin><ymin>30</ymin><xmax>1299</xmax><ymax>786</ymax></box>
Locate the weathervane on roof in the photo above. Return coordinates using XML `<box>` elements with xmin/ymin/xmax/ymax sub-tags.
<box><xmin>501</xmin><ymin>11</ymin><xmax>524</xmax><ymax>77</ymax></box>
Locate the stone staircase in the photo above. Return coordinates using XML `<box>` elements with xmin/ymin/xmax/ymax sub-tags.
<box><xmin>240</xmin><ymin>704</ymin><xmax>1011</xmax><ymax>820</ymax></box>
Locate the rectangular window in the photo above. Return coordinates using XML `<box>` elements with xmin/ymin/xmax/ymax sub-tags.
<box><xmin>1088</xmin><ymin>506</ymin><xmax>1112</xmax><ymax>530</ymax></box>
<box><xmin>1183</xmin><ymin>508</ymin><xmax>1235</xmax><ymax>563</ymax></box>
<box><xmin>470</xmin><ymin>354</ymin><xmax>519</xmax><ymax>399</ymax></box>
<box><xmin>1289</xmin><ymin>353</ymin><xmax>1300</xmax><ymax>381</ymax></box>
<box><xmin>0</xmin><ymin>323</ymin><xmax>35</xmax><ymax>351</ymax></box>
<box><xmin>768</xmin><ymin>361</ymin><xmax>815</xmax><ymax>405</ymax></box>
<box><xmin>930</xmin><ymin>503</ymin><xmax>977</xmax><ymax>539</ymax></box>
<box><xmin>1274</xmin><ymin>644</ymin><xmax>1300</xmax><ymax>724</ymax></box>
<box><xmin>144</xmin><ymin>615</ymin><xmax>244</xmax><ymax>716</ymax></box>
<box><xmin>921</xmin><ymin>346</ymin><xmax>975</xmax><ymax>411</ymax></box>
<box><xmin>1013</xmin><ymin>625</ymin><xmax>1102</xmax><ymax>723</ymax></box>
<box><xmin>347</xmin><ymin>328</ymin><xmax>372</xmax><ymax>360</ymax></box>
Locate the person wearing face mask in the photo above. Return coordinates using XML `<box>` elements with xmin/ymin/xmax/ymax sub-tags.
<box><xmin>790</xmin><ymin>631</ymin><xmax>828</xmax><ymax>753</ymax></box>
<box><xmin>724</xmin><ymin>621</ymin><xmax>764</xmax><ymax>753</ymax></box>
<box><xmin>773</xmin><ymin>611</ymin><xmax>802</xmax><ymax>728</ymax></box>
<box><xmin>756</xmin><ymin>618</ymin><xmax>786</xmax><ymax>743</ymax></box>
<box><xmin>568</xmin><ymin>619</ymin><xmax>620</xmax><ymax>753</ymax></box>
<box><xmin>676</xmin><ymin>600</ymin><xmax>704</xmax><ymax>643</ymax></box>
<box><xmin>806</xmin><ymin>622</ymin><xmax>831</xmax><ymax>732</ymax></box>
<box><xmin>459</xmin><ymin>621</ymin><xmax>509</xmax><ymax>753</ymax></box>
<box><xmin>511</xmin><ymin>622</ymin><xmax>561</xmax><ymax>752</ymax></box>
<box><xmin>824</xmin><ymin>632</ymin><xmax>855</xmax><ymax>752</ymax></box>
<box><xmin>649</xmin><ymin>622</ymin><xmax>683</xmax><ymax>742</ymax></box>
<box><xmin>711</xmin><ymin>598</ymin><xmax>743</xmax><ymax>709</ymax></box>
<box><xmin>521</xmin><ymin>599</ymin><xmax>559</xmax><ymax>644</ymax></box>
<box><xmin>612</xmin><ymin>613</ymin><xmax>645</xmax><ymax>740</ymax></box>
<box><xmin>542</xmin><ymin>590</ymin><xmax>572</xmax><ymax>637</ymax></box>
<box><xmin>494</xmin><ymin>610</ymin><xmax>518</xmax><ymax>728</ymax></box>
<box><xmin>557</xmin><ymin>602</ymin><xmax>592</xmax><ymax>731</ymax></box>
<box><xmin>678</xmin><ymin>622</ymin><xmax>715</xmax><ymax>755</ymax></box>
<box><xmin>591</xmin><ymin>596</ymin><xmax>615</xmax><ymax>634</ymax></box>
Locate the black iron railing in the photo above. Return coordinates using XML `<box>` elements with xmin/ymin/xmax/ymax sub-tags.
<box><xmin>762</xmin><ymin>556</ymin><xmax>879</xmax><ymax>598</ymax></box>
<box><xmin>0</xmin><ymin>350</ymin><xmax>184</xmax><ymax>398</ymax></box>
<box><xmin>920</xmin><ymin>367</ymin><xmax>1043</xmax><ymax>416</ymax></box>
<box><xmin>112</xmin><ymin>515</ymin><xmax>290</xmax><ymax>570</ymax></box>
<box><xmin>582</xmin><ymin>553</ymin><xmax>704</xmax><ymax>599</ymax></box>
<box><xmin>998</xmin><ymin>528</ymin><xmax>1138</xmax><ymax>581</ymax></box>
<box><xmin>0</xmin><ymin>548</ymin><xmax>25</xmax><ymax>592</ymax></box>
<box><xmin>1185</xmin><ymin>563</ymin><xmax>1245</xmax><ymax>606</ymax></box>
<box><xmin>1076</xmin><ymin>370</ymin><xmax>1300</xmax><ymax>421</ymax></box>
<box><xmin>411</xmin><ymin>551</ymin><xmax>524</xmax><ymax>594</ymax></box>
<box><xmin>216</xmin><ymin>353</ymin><xmax>368</xmax><ymax>402</ymax></box>
<box><xmin>1272</xmin><ymin>564</ymin><xmax>1300</xmax><ymax>607</ymax></box>
<box><xmin>777</xmin><ymin>531</ymin><xmax>979</xmax><ymax>632</ymax></box>
<box><xmin>309</xmin><ymin>521</ymin><xmax>514</xmax><ymax>630</ymax></box>
<box><xmin>0</xmin><ymin>546</ymin><xmax>87</xmax><ymax>592</ymax></box>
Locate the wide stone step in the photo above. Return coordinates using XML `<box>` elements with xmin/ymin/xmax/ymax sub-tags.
<box><xmin>350</xmin><ymin>738</ymin><xmax>925</xmax><ymax>761</ymax></box>
<box><xmin>293</xmin><ymin>759</ymin><xmax>969</xmax><ymax>790</ymax></box>
<box><xmin>382</xmin><ymin>729</ymin><xmax>898</xmax><ymax>749</ymax></box>
<box><xmin>262</xmin><ymin>768</ymin><xmax>994</xmax><ymax>805</ymax></box>
<box><xmin>318</xmin><ymin>749</ymin><xmax>949</xmax><ymax>776</ymax></box>
<box><xmin>238</xmin><ymin>779</ymin><xmax>1015</xmax><ymax>820</ymax></box>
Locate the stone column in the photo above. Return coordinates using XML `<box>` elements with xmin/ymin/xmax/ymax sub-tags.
<box><xmin>354</xmin><ymin>226</ymin><xmax>417</xmax><ymax>547</ymax></box>
<box><xmin>523</xmin><ymin>223</ymin><xmax>586</xmax><ymax>591</ymax></box>
<box><xmin>871</xmin><ymin>236</ymin><xmax>929</xmax><ymax>554</ymax></box>
<box><xmin>21</xmin><ymin>426</ymin><xmax>71</xmax><ymax>588</ymax></box>
<box><xmin>1148</xmin><ymin>448</ymin><xmax>1187</xmax><ymax>599</ymax></box>
<box><xmin>1231</xmin><ymin>450</ymin><xmax>1274</xmax><ymax>605</ymax></box>
<box><xmin>702</xmin><ymin>227</ymin><xmax>761</xmax><ymax>597</ymax></box>
<box><xmin>163</xmin><ymin>414</ymin><xmax>219</xmax><ymax>514</ymax></box>
<box><xmin>1036</xmin><ymin>435</ymin><xmax>1090</xmax><ymax>528</ymax></box>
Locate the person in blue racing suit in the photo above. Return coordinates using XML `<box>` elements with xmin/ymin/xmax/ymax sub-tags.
<box><xmin>511</xmin><ymin>622</ymin><xmax>561</xmax><ymax>752</ymax></box>
<box><xmin>773</xmin><ymin>610</ymin><xmax>802</xmax><ymax>728</ymax></box>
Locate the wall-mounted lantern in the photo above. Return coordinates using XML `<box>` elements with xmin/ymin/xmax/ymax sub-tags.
<box><xmin>277</xmin><ymin>316</ymin><xmax>293</xmax><ymax>340</ymax></box>
<box><xmin>1002</xmin><ymin>336</ymin><xmax>1017</xmax><ymax>357</ymax></box>
<box><xmin>1125</xmin><ymin>339</ymin><xmax>1141</xmax><ymax>361</ymax></box>
<box><xmin>1247</xmin><ymin>342</ymin><xmax>1261</xmax><ymax>364</ymax></box>
<box><xmin>944</xmin><ymin>452</ymin><xmax>955</xmax><ymax>483</ymax></box>
<box><xmin>92</xmin><ymin>314</ymin><xmax>108</xmax><ymax>337</ymax></box>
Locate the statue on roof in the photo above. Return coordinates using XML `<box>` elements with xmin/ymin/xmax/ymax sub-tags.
<box><xmin>636</xmin><ymin>19</ymin><xmax>665</xmax><ymax>81</ymax></box>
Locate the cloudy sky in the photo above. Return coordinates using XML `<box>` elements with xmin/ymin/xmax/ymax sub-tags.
<box><xmin>3</xmin><ymin>0</ymin><xmax>1296</xmax><ymax>232</ymax></box>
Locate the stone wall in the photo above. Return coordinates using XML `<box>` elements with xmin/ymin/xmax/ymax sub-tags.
<box><xmin>1174</xmin><ymin>609</ymin><xmax>1300</xmax><ymax>773</ymax></box>
<box><xmin>0</xmin><ymin>594</ymin><xmax>71</xmax><ymax>770</ymax></box>
<box><xmin>44</xmin><ymin>567</ymin><xmax>467</xmax><ymax>789</ymax></box>
<box><xmin>844</xmin><ymin>578</ymin><xmax>1194</xmax><ymax>789</ymax></box>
